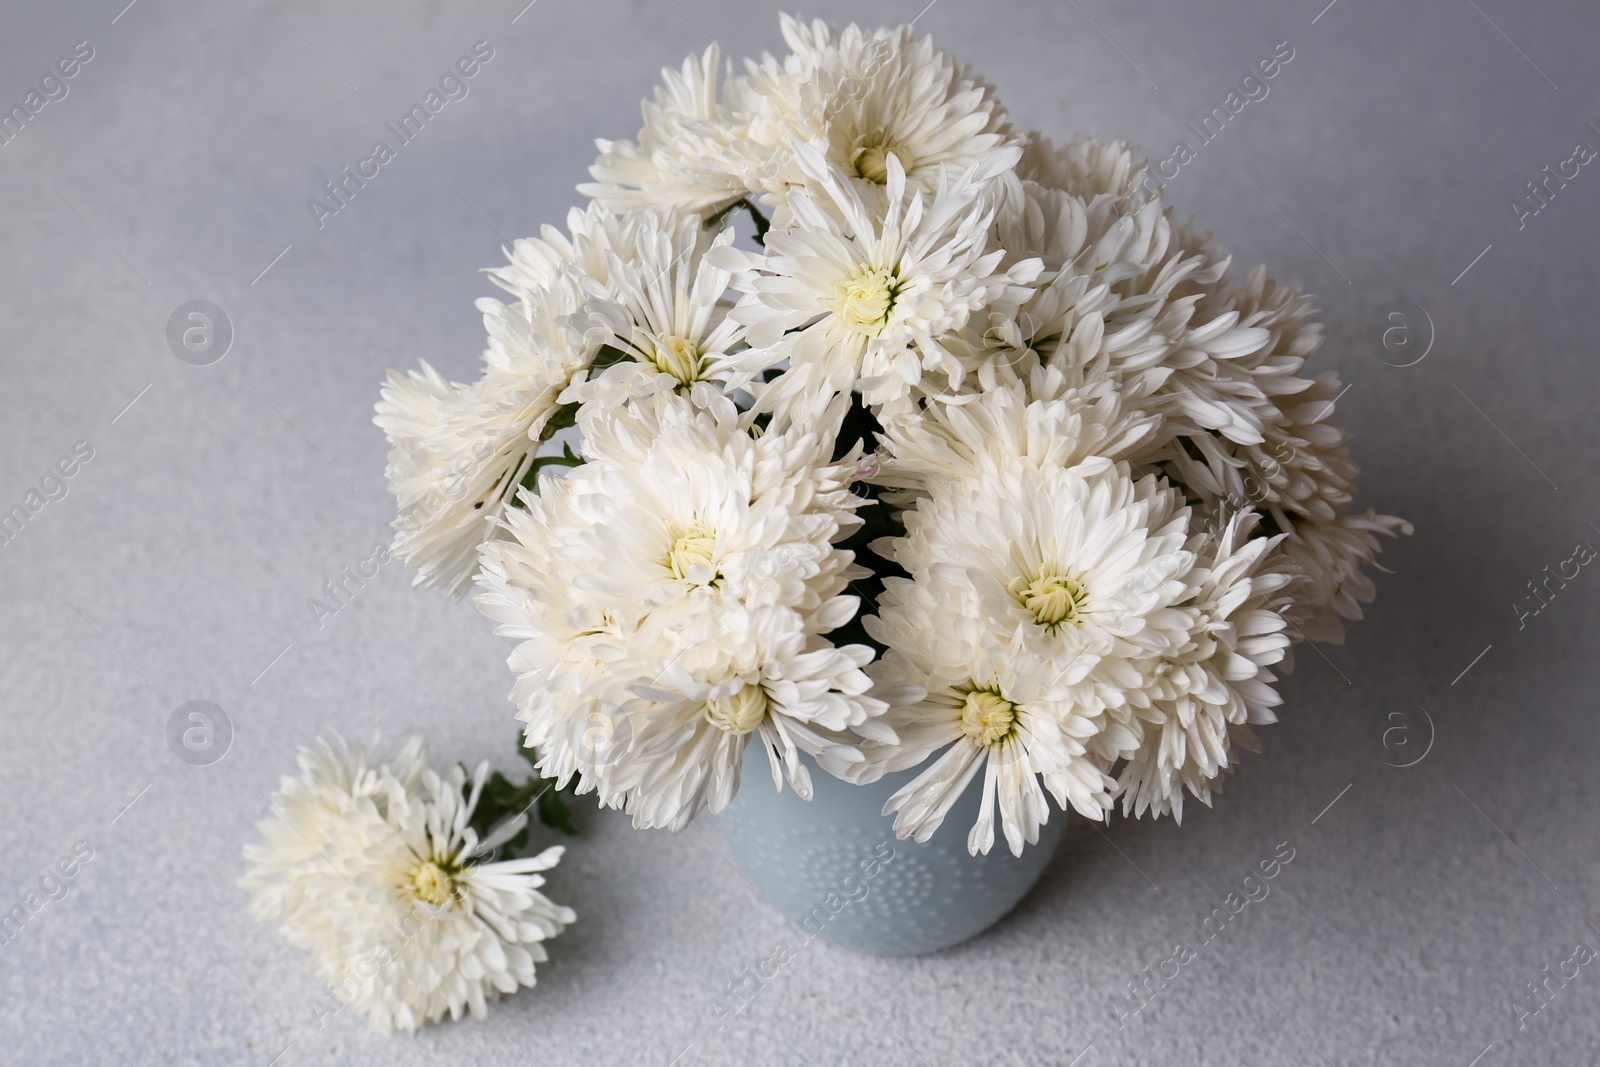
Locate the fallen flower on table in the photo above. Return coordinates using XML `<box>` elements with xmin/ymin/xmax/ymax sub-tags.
<box><xmin>240</xmin><ymin>733</ymin><xmax>575</xmax><ymax>1033</ymax></box>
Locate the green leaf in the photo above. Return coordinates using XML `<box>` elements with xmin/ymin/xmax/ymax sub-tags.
<box><xmin>465</xmin><ymin>768</ymin><xmax>527</xmax><ymax>852</ymax></box>
<box><xmin>820</xmin><ymin>395</ymin><xmax>906</xmax><ymax>658</ymax></box>
<box><xmin>522</xmin><ymin>743</ymin><xmax>581</xmax><ymax>835</ymax></box>
<box><xmin>834</xmin><ymin>391</ymin><xmax>884</xmax><ymax>462</ymax></box>
<box><xmin>743</xmin><ymin>198</ymin><xmax>771</xmax><ymax>243</ymax></box>
<box><xmin>536</xmin><ymin>788</ymin><xmax>578</xmax><ymax>836</ymax></box>
<box><xmin>459</xmin><ymin>737</ymin><xmax>585</xmax><ymax>857</ymax></box>
<box><xmin>541</xmin><ymin>401</ymin><xmax>581</xmax><ymax>438</ymax></box>
<box><xmin>591</xmin><ymin>343</ymin><xmax>631</xmax><ymax>371</ymax></box>
<box><xmin>521</xmin><ymin>442</ymin><xmax>585</xmax><ymax>491</ymax></box>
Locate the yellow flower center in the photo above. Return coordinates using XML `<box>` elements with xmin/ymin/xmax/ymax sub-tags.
<box><xmin>651</xmin><ymin>335</ymin><xmax>702</xmax><ymax>385</ymax></box>
<box><xmin>959</xmin><ymin>689</ymin><xmax>1018</xmax><ymax>748</ymax></box>
<box><xmin>410</xmin><ymin>860</ymin><xmax>456</xmax><ymax>907</ymax></box>
<box><xmin>837</xmin><ymin>265</ymin><xmax>899</xmax><ymax>335</ymax></box>
<box><xmin>850</xmin><ymin>132</ymin><xmax>907</xmax><ymax>184</ymax></box>
<box><xmin>667</xmin><ymin>521</ymin><xmax>719</xmax><ymax>583</ymax></box>
<box><xmin>704</xmin><ymin>683</ymin><xmax>769</xmax><ymax>735</ymax></box>
<box><xmin>1009</xmin><ymin>572</ymin><xmax>1088</xmax><ymax>628</ymax></box>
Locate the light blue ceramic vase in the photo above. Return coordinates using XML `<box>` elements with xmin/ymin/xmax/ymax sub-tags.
<box><xmin>717</xmin><ymin>742</ymin><xmax>1065</xmax><ymax>956</ymax></box>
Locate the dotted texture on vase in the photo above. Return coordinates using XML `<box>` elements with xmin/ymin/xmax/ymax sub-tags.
<box><xmin>718</xmin><ymin>746</ymin><xmax>1065</xmax><ymax>957</ymax></box>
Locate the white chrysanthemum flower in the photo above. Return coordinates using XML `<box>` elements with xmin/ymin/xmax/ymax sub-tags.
<box><xmin>377</xmin><ymin>214</ymin><xmax>609</xmax><ymax>594</ymax></box>
<box><xmin>375</xmin><ymin>365</ymin><xmax>515</xmax><ymax>595</ymax></box>
<box><xmin>376</xmin><ymin>366</ymin><xmax>567</xmax><ymax>595</ymax></box>
<box><xmin>612</xmin><ymin>604</ymin><xmax>891</xmax><ymax>830</ymax></box>
<box><xmin>712</xmin><ymin>144</ymin><xmax>1036</xmax><ymax>424</ymax></box>
<box><xmin>871</xmin><ymin>365</ymin><xmax>1158</xmax><ymax>497</ymax></box>
<box><xmin>241</xmin><ymin>738</ymin><xmax>575</xmax><ymax>1034</ymax></box>
<box><xmin>867</xmin><ymin>640</ymin><xmax>1091</xmax><ymax>858</ymax></box>
<box><xmin>560</xmin><ymin>209</ymin><xmax>746</xmax><ymax>408</ymax></box>
<box><xmin>583</xmin><ymin>17</ymin><xmax>1016</xmax><ymax>218</ymax></box>
<box><xmin>559</xmin><ymin>388</ymin><xmax>866</xmax><ymax>657</ymax></box>
<box><xmin>1143</xmin><ymin>255</ymin><xmax>1411</xmax><ymax>639</ymax></box>
<box><xmin>1116</xmin><ymin>513</ymin><xmax>1298</xmax><ymax>821</ymax></box>
<box><xmin>1009</xmin><ymin>181</ymin><xmax>1257</xmax><ymax>406</ymax></box>
<box><xmin>859</xmin><ymin>462</ymin><xmax>1196</xmax><ymax>854</ymax></box>
<box><xmin>240</xmin><ymin>734</ymin><xmax>427</xmax><ymax>937</ymax></box>
<box><xmin>1002</xmin><ymin>140</ymin><xmax>1284</xmax><ymax>453</ymax></box>
<box><xmin>475</xmin><ymin>388</ymin><xmax>892</xmax><ymax>830</ymax></box>
<box><xmin>1017</xmin><ymin>135</ymin><xmax>1152</xmax><ymax>206</ymax></box>
<box><xmin>474</xmin><ymin>480</ymin><xmax>631</xmax><ymax>795</ymax></box>
<box><xmin>581</xmin><ymin>45</ymin><xmax>748</xmax><ymax>216</ymax></box>
<box><xmin>333</xmin><ymin>765</ymin><xmax>574</xmax><ymax>1032</ymax></box>
<box><xmin>1280</xmin><ymin>510</ymin><xmax>1411</xmax><ymax>642</ymax></box>
<box><xmin>487</xmin><ymin>201</ymin><xmax>642</xmax><ymax>298</ymax></box>
<box><xmin>1000</xmin><ymin>136</ymin><xmax>1409</xmax><ymax>642</ymax></box>
<box><xmin>739</xmin><ymin>16</ymin><xmax>1016</xmax><ymax>199</ymax></box>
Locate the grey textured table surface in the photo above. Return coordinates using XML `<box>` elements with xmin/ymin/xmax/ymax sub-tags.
<box><xmin>1</xmin><ymin>1</ymin><xmax>1596</xmax><ymax>1064</ymax></box>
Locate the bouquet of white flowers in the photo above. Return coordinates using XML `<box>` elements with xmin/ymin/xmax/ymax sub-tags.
<box><xmin>377</xmin><ymin>14</ymin><xmax>1407</xmax><ymax>860</ymax></box>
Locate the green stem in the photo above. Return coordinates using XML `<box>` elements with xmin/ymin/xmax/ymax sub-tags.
<box><xmin>521</xmin><ymin>442</ymin><xmax>583</xmax><ymax>491</ymax></box>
